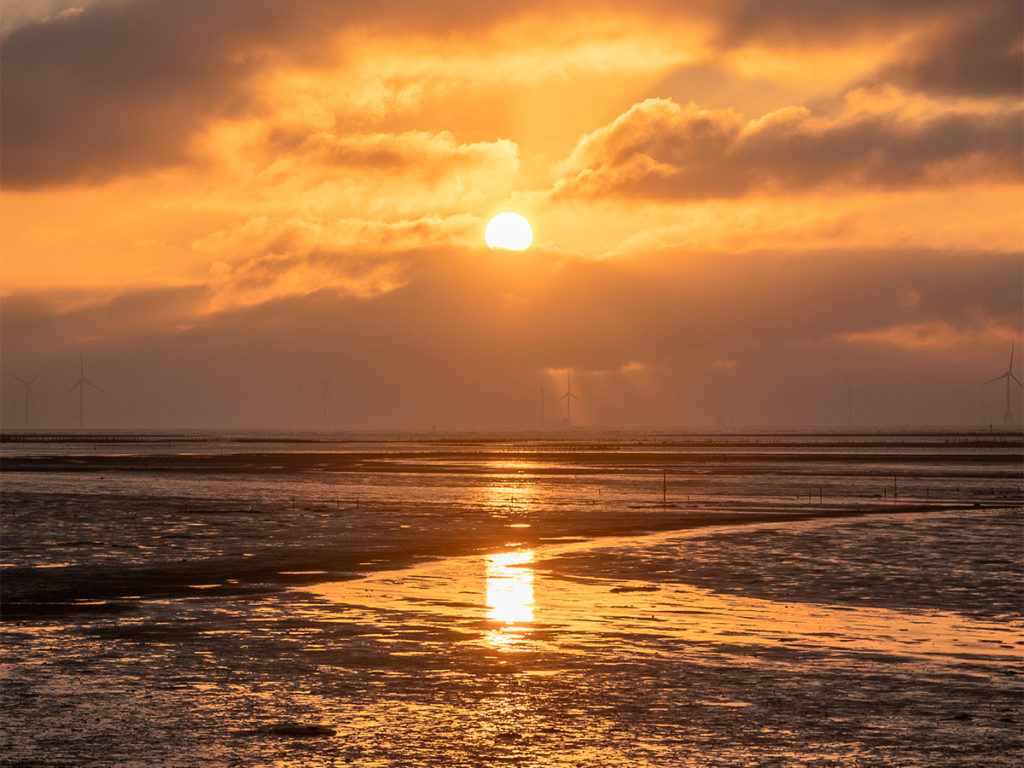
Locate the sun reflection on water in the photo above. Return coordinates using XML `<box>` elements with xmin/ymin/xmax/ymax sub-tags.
<box><xmin>480</xmin><ymin>460</ymin><xmax>543</xmax><ymax>518</ymax></box>
<box><xmin>485</xmin><ymin>551</ymin><xmax>534</xmax><ymax>650</ymax></box>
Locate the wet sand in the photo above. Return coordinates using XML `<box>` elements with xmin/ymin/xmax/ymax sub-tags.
<box><xmin>1</xmin><ymin>431</ymin><xmax>1022</xmax><ymax>765</ymax></box>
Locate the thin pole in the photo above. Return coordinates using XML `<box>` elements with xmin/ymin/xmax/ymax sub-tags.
<box><xmin>1006</xmin><ymin>375</ymin><xmax>1013</xmax><ymax>424</ymax></box>
<box><xmin>566</xmin><ymin>373</ymin><xmax>572</xmax><ymax>423</ymax></box>
<box><xmin>78</xmin><ymin>352</ymin><xmax>85</xmax><ymax>429</ymax></box>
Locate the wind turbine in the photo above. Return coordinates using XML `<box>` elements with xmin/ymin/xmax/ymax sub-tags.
<box><xmin>61</xmin><ymin>352</ymin><xmax>104</xmax><ymax>429</ymax></box>
<box><xmin>529</xmin><ymin>376</ymin><xmax>546</xmax><ymax>425</ymax></box>
<box><xmin>3</xmin><ymin>369</ymin><xmax>44</xmax><ymax>428</ymax></box>
<box><xmin>302</xmin><ymin>370</ymin><xmax>339</xmax><ymax>427</ymax></box>
<box><xmin>296</xmin><ymin>370</ymin><xmax>339</xmax><ymax>430</ymax></box>
<box><xmin>556</xmin><ymin>371</ymin><xmax>583</xmax><ymax>425</ymax></box>
<box><xmin>841</xmin><ymin>375</ymin><xmax>865</xmax><ymax>426</ymax></box>
<box><xmin>983</xmin><ymin>340</ymin><xmax>1023</xmax><ymax>425</ymax></box>
<box><xmin>290</xmin><ymin>373</ymin><xmax>311</xmax><ymax>427</ymax></box>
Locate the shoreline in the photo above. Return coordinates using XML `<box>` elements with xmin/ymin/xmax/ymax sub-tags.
<box><xmin>3</xmin><ymin>500</ymin><xmax>1016</xmax><ymax>618</ymax></box>
<box><xmin>301</xmin><ymin>506</ymin><xmax>1023</xmax><ymax>665</ymax></box>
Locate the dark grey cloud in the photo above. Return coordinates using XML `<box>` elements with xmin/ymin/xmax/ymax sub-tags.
<box><xmin>0</xmin><ymin>0</ymin><xmax>360</xmax><ymax>187</ymax></box>
<box><xmin>555</xmin><ymin>98</ymin><xmax>1023</xmax><ymax>200</ymax></box>
<box><xmin>878</xmin><ymin>3</ymin><xmax>1024</xmax><ymax>97</ymax></box>
<box><xmin>3</xmin><ymin>0</ymin><xmax>1017</xmax><ymax>189</ymax></box>
<box><xmin>0</xmin><ymin>0</ymin><xmax>575</xmax><ymax>188</ymax></box>
<box><xmin>2</xmin><ymin>247</ymin><xmax>1020</xmax><ymax>428</ymax></box>
<box><xmin>713</xmin><ymin>0</ymin><xmax>967</xmax><ymax>46</ymax></box>
<box><xmin>709</xmin><ymin>0</ymin><xmax>1021</xmax><ymax>97</ymax></box>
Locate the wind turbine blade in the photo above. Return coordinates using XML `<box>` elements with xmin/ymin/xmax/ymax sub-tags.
<box><xmin>984</xmin><ymin>374</ymin><xmax>1008</xmax><ymax>385</ymax></box>
<box><xmin>1011</xmin><ymin>373</ymin><xmax>1023</xmax><ymax>388</ymax></box>
<box><xmin>556</xmin><ymin>393</ymin><xmax>569</xmax><ymax>402</ymax></box>
<box><xmin>84</xmin><ymin>379</ymin><xmax>105</xmax><ymax>393</ymax></box>
<box><xmin>569</xmin><ymin>393</ymin><xmax>584</xmax><ymax>403</ymax></box>
<box><xmin>3</xmin><ymin>372</ymin><xmax>28</xmax><ymax>385</ymax></box>
<box><xmin>61</xmin><ymin>382</ymin><xmax>81</xmax><ymax>398</ymax></box>
<box><xmin>1010</xmin><ymin>339</ymin><xmax>1015</xmax><ymax>371</ymax></box>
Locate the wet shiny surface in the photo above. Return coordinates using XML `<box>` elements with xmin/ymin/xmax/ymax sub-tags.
<box><xmin>313</xmin><ymin>512</ymin><xmax>1023</xmax><ymax>664</ymax></box>
<box><xmin>1</xmin><ymin>432</ymin><xmax>1022</xmax><ymax>765</ymax></box>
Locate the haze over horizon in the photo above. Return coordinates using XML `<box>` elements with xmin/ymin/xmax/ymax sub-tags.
<box><xmin>2</xmin><ymin>0</ymin><xmax>1021</xmax><ymax>430</ymax></box>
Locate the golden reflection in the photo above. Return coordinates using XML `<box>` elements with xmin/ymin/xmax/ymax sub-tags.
<box><xmin>485</xmin><ymin>551</ymin><xmax>535</xmax><ymax>650</ymax></box>
<box><xmin>486</xmin><ymin>551</ymin><xmax>534</xmax><ymax>623</ymax></box>
<box><xmin>481</xmin><ymin>460</ymin><xmax>540</xmax><ymax>518</ymax></box>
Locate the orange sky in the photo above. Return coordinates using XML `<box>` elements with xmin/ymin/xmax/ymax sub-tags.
<box><xmin>1</xmin><ymin>0</ymin><xmax>1021</xmax><ymax>429</ymax></box>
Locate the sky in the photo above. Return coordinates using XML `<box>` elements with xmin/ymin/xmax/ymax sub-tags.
<box><xmin>1</xmin><ymin>0</ymin><xmax>1022</xmax><ymax>430</ymax></box>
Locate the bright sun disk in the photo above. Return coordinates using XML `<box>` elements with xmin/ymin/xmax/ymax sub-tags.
<box><xmin>485</xmin><ymin>212</ymin><xmax>533</xmax><ymax>250</ymax></box>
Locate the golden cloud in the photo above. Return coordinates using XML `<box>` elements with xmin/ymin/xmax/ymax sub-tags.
<box><xmin>553</xmin><ymin>98</ymin><xmax>1022</xmax><ymax>200</ymax></box>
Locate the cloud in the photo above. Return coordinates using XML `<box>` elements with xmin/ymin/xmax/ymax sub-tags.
<box><xmin>0</xmin><ymin>0</ymin><xmax>500</xmax><ymax>187</ymax></box>
<box><xmin>3</xmin><ymin>245</ymin><xmax>1019</xmax><ymax>428</ymax></box>
<box><xmin>0</xmin><ymin>285</ymin><xmax>209</xmax><ymax>348</ymax></box>
<box><xmin>875</xmin><ymin>3</ymin><xmax>1023</xmax><ymax>97</ymax></box>
<box><xmin>0</xmin><ymin>0</ymin><xmax>668</xmax><ymax>188</ymax></box>
<box><xmin>710</xmin><ymin>1</ymin><xmax>1021</xmax><ymax>97</ymax></box>
<box><xmin>711</xmin><ymin>0</ymin><xmax>969</xmax><ymax>46</ymax></box>
<box><xmin>269</xmin><ymin>130</ymin><xmax>519</xmax><ymax>185</ymax></box>
<box><xmin>1</xmin><ymin>0</ymin><xmax>301</xmax><ymax>186</ymax></box>
<box><xmin>838</xmin><ymin>322</ymin><xmax>1006</xmax><ymax>351</ymax></box>
<box><xmin>4</xmin><ymin>0</ymin><xmax>1015</xmax><ymax>189</ymax></box>
<box><xmin>554</xmin><ymin>98</ymin><xmax>1022</xmax><ymax>201</ymax></box>
<box><xmin>194</xmin><ymin>213</ymin><xmax>482</xmax><ymax>309</ymax></box>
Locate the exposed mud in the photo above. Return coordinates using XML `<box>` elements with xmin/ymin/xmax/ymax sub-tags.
<box><xmin>2</xmin><ymin>432</ymin><xmax>1021</xmax><ymax>766</ymax></box>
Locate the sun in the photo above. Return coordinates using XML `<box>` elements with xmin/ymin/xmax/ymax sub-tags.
<box><xmin>485</xmin><ymin>212</ymin><xmax>533</xmax><ymax>250</ymax></box>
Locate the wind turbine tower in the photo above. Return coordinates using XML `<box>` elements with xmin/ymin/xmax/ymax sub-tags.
<box><xmin>535</xmin><ymin>376</ymin><xmax>546</xmax><ymax>425</ymax></box>
<box><xmin>291</xmin><ymin>373</ymin><xmax>315</xmax><ymax>427</ymax></box>
<box><xmin>306</xmin><ymin>370</ymin><xmax>338</xmax><ymax>428</ymax></box>
<box><xmin>984</xmin><ymin>340</ymin><xmax>1023</xmax><ymax>425</ymax></box>
<box><xmin>842</xmin><ymin>376</ymin><xmax>865</xmax><ymax>426</ymax></box>
<box><xmin>4</xmin><ymin>370</ymin><xmax>44</xmax><ymax>428</ymax></box>
<box><xmin>62</xmin><ymin>352</ymin><xmax>104</xmax><ymax>429</ymax></box>
<box><xmin>556</xmin><ymin>371</ymin><xmax>583</xmax><ymax>425</ymax></box>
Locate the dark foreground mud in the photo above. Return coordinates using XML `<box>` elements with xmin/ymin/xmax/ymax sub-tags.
<box><xmin>3</xmin><ymin>509</ymin><xmax>1021</xmax><ymax>767</ymax></box>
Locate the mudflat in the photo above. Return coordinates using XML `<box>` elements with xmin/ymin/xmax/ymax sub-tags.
<box><xmin>2</xmin><ymin>430</ymin><xmax>1021</xmax><ymax>766</ymax></box>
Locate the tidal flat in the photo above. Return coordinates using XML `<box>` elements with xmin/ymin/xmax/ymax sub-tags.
<box><xmin>1</xmin><ymin>431</ymin><xmax>1022</xmax><ymax>766</ymax></box>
